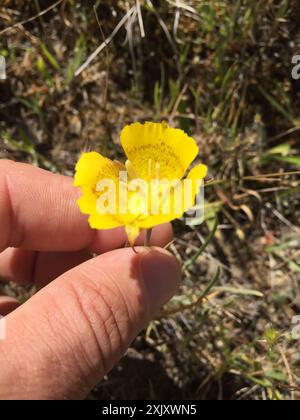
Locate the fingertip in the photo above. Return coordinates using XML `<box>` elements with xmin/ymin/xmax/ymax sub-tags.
<box><xmin>137</xmin><ymin>247</ymin><xmax>180</xmax><ymax>317</ymax></box>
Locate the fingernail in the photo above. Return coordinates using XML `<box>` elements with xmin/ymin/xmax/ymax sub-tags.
<box><xmin>139</xmin><ymin>249</ymin><xmax>181</xmax><ymax>316</ymax></box>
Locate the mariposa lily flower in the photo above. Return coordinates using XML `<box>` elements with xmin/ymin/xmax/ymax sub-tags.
<box><xmin>74</xmin><ymin>122</ymin><xmax>207</xmax><ymax>245</ymax></box>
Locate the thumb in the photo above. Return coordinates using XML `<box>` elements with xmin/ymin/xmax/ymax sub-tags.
<box><xmin>0</xmin><ymin>247</ymin><xmax>180</xmax><ymax>400</ymax></box>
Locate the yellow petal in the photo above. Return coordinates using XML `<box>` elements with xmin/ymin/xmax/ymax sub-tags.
<box><xmin>88</xmin><ymin>213</ymin><xmax>122</xmax><ymax>229</ymax></box>
<box><xmin>77</xmin><ymin>186</ymin><xmax>97</xmax><ymax>214</ymax></box>
<box><xmin>125</xmin><ymin>224</ymin><xmax>140</xmax><ymax>246</ymax></box>
<box><xmin>75</xmin><ymin>152</ymin><xmax>125</xmax><ymax>231</ymax></box>
<box><xmin>187</xmin><ymin>163</ymin><xmax>207</xmax><ymax>180</ymax></box>
<box><xmin>182</xmin><ymin>163</ymin><xmax>207</xmax><ymax>211</ymax></box>
<box><xmin>120</xmin><ymin>122</ymin><xmax>199</xmax><ymax>181</ymax></box>
<box><xmin>74</xmin><ymin>152</ymin><xmax>119</xmax><ymax>187</ymax></box>
<box><xmin>134</xmin><ymin>164</ymin><xmax>207</xmax><ymax>229</ymax></box>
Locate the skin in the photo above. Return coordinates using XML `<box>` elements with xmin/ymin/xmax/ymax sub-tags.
<box><xmin>0</xmin><ymin>160</ymin><xmax>180</xmax><ymax>400</ymax></box>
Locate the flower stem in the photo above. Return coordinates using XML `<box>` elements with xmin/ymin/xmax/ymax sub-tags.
<box><xmin>144</xmin><ymin>228</ymin><xmax>152</xmax><ymax>247</ymax></box>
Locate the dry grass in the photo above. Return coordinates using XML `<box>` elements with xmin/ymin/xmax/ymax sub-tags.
<box><xmin>1</xmin><ymin>0</ymin><xmax>300</xmax><ymax>400</ymax></box>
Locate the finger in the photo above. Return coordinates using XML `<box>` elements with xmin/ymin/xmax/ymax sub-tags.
<box><xmin>0</xmin><ymin>248</ymin><xmax>91</xmax><ymax>286</ymax></box>
<box><xmin>0</xmin><ymin>160</ymin><xmax>158</xmax><ymax>254</ymax></box>
<box><xmin>0</xmin><ymin>296</ymin><xmax>20</xmax><ymax>316</ymax></box>
<box><xmin>0</xmin><ymin>247</ymin><xmax>180</xmax><ymax>399</ymax></box>
<box><xmin>0</xmin><ymin>248</ymin><xmax>36</xmax><ymax>284</ymax></box>
<box><xmin>0</xmin><ymin>223</ymin><xmax>173</xmax><ymax>286</ymax></box>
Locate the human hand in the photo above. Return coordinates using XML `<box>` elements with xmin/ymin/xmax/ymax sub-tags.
<box><xmin>0</xmin><ymin>160</ymin><xmax>180</xmax><ymax>400</ymax></box>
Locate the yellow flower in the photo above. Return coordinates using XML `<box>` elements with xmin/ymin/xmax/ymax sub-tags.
<box><xmin>74</xmin><ymin>122</ymin><xmax>207</xmax><ymax>245</ymax></box>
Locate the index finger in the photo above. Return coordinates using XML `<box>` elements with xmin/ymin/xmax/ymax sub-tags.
<box><xmin>0</xmin><ymin>159</ymin><xmax>151</xmax><ymax>253</ymax></box>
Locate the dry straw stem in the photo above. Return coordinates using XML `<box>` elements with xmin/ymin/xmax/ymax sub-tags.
<box><xmin>278</xmin><ymin>346</ymin><xmax>296</xmax><ymax>401</ymax></box>
<box><xmin>146</xmin><ymin>0</ymin><xmax>178</xmax><ymax>55</ymax></box>
<box><xmin>0</xmin><ymin>0</ymin><xmax>64</xmax><ymax>36</ymax></box>
<box><xmin>165</xmin><ymin>0</ymin><xmax>199</xmax><ymax>14</ymax></box>
<box><xmin>75</xmin><ymin>6</ymin><xmax>136</xmax><ymax>77</ymax></box>
<box><xmin>136</xmin><ymin>0</ymin><xmax>145</xmax><ymax>38</ymax></box>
